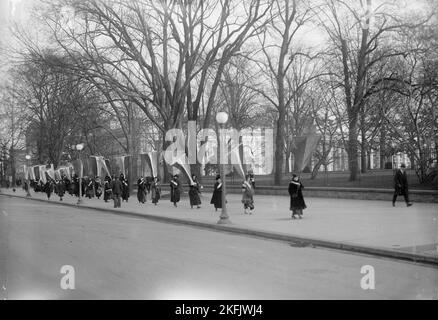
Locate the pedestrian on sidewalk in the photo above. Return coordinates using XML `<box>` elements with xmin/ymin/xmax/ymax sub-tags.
<box><xmin>145</xmin><ymin>176</ymin><xmax>152</xmax><ymax>200</ymax></box>
<box><xmin>151</xmin><ymin>177</ymin><xmax>161</xmax><ymax>205</ymax></box>
<box><xmin>137</xmin><ymin>176</ymin><xmax>147</xmax><ymax>204</ymax></box>
<box><xmin>120</xmin><ymin>174</ymin><xmax>130</xmax><ymax>202</ymax></box>
<box><xmin>85</xmin><ymin>177</ymin><xmax>95</xmax><ymax>199</ymax></box>
<box><xmin>288</xmin><ymin>174</ymin><xmax>306</xmax><ymax>219</ymax></box>
<box><xmin>45</xmin><ymin>178</ymin><xmax>54</xmax><ymax>200</ymax></box>
<box><xmin>393</xmin><ymin>163</ymin><xmax>413</xmax><ymax>207</ymax></box>
<box><xmin>95</xmin><ymin>177</ymin><xmax>102</xmax><ymax>200</ymax></box>
<box><xmin>210</xmin><ymin>174</ymin><xmax>222</xmax><ymax>211</ymax></box>
<box><xmin>56</xmin><ymin>178</ymin><xmax>66</xmax><ymax>201</ymax></box>
<box><xmin>242</xmin><ymin>174</ymin><xmax>255</xmax><ymax>214</ymax></box>
<box><xmin>189</xmin><ymin>174</ymin><xmax>202</xmax><ymax>209</ymax></box>
<box><xmin>103</xmin><ymin>176</ymin><xmax>112</xmax><ymax>202</ymax></box>
<box><xmin>170</xmin><ymin>174</ymin><xmax>181</xmax><ymax>207</ymax></box>
<box><xmin>111</xmin><ymin>176</ymin><xmax>122</xmax><ymax>208</ymax></box>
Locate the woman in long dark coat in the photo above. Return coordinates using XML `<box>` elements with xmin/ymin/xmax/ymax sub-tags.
<box><xmin>45</xmin><ymin>179</ymin><xmax>54</xmax><ymax>199</ymax></box>
<box><xmin>120</xmin><ymin>174</ymin><xmax>130</xmax><ymax>202</ymax></box>
<box><xmin>188</xmin><ymin>175</ymin><xmax>202</xmax><ymax>209</ymax></box>
<box><xmin>103</xmin><ymin>176</ymin><xmax>112</xmax><ymax>202</ymax></box>
<box><xmin>56</xmin><ymin>179</ymin><xmax>66</xmax><ymax>201</ymax></box>
<box><xmin>95</xmin><ymin>177</ymin><xmax>103</xmax><ymax>200</ymax></box>
<box><xmin>137</xmin><ymin>177</ymin><xmax>147</xmax><ymax>203</ymax></box>
<box><xmin>151</xmin><ymin>177</ymin><xmax>161</xmax><ymax>205</ymax></box>
<box><xmin>85</xmin><ymin>178</ymin><xmax>95</xmax><ymax>199</ymax></box>
<box><xmin>210</xmin><ymin>175</ymin><xmax>222</xmax><ymax>211</ymax></box>
<box><xmin>288</xmin><ymin>174</ymin><xmax>306</xmax><ymax>219</ymax></box>
<box><xmin>170</xmin><ymin>174</ymin><xmax>181</xmax><ymax>207</ymax></box>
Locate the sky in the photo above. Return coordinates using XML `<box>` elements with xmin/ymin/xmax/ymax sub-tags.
<box><xmin>0</xmin><ymin>0</ymin><xmax>433</xmax><ymax>81</ymax></box>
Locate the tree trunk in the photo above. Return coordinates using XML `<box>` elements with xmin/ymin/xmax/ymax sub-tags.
<box><xmin>285</xmin><ymin>151</ymin><xmax>290</xmax><ymax>174</ymax></box>
<box><xmin>348</xmin><ymin>115</ymin><xmax>359</xmax><ymax>181</ymax></box>
<box><xmin>361</xmin><ymin>143</ymin><xmax>367</xmax><ymax>174</ymax></box>
<box><xmin>380</xmin><ymin>124</ymin><xmax>386</xmax><ymax>169</ymax></box>
<box><xmin>274</xmin><ymin>111</ymin><xmax>286</xmax><ymax>185</ymax></box>
<box><xmin>10</xmin><ymin>147</ymin><xmax>16</xmax><ymax>187</ymax></box>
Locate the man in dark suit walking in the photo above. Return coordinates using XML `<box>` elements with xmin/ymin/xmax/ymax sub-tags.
<box><xmin>393</xmin><ymin>163</ymin><xmax>413</xmax><ymax>207</ymax></box>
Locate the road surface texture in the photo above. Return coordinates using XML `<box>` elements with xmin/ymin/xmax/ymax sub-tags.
<box><xmin>2</xmin><ymin>188</ymin><xmax>438</xmax><ymax>258</ymax></box>
<box><xmin>0</xmin><ymin>196</ymin><xmax>437</xmax><ymax>299</ymax></box>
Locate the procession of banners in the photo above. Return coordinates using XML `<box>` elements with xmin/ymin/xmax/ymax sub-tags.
<box><xmin>22</xmin><ymin>131</ymin><xmax>320</xmax><ymax>184</ymax></box>
<box><xmin>23</xmin><ymin>154</ymin><xmax>161</xmax><ymax>184</ymax></box>
<box><xmin>22</xmin><ymin>151</ymin><xmax>245</xmax><ymax>185</ymax></box>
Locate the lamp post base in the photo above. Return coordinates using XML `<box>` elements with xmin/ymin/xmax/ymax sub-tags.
<box><xmin>217</xmin><ymin>212</ymin><xmax>231</xmax><ymax>224</ymax></box>
<box><xmin>26</xmin><ymin>192</ymin><xmax>32</xmax><ymax>197</ymax></box>
<box><xmin>77</xmin><ymin>198</ymin><xmax>84</xmax><ymax>205</ymax></box>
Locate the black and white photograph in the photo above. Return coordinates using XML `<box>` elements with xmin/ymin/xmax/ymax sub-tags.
<box><xmin>0</xmin><ymin>0</ymin><xmax>437</xmax><ymax>304</ymax></box>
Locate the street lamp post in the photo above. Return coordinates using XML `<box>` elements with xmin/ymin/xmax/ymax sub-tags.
<box><xmin>76</xmin><ymin>143</ymin><xmax>85</xmax><ymax>205</ymax></box>
<box><xmin>25</xmin><ymin>154</ymin><xmax>31</xmax><ymax>197</ymax></box>
<box><xmin>216</xmin><ymin>112</ymin><xmax>231</xmax><ymax>225</ymax></box>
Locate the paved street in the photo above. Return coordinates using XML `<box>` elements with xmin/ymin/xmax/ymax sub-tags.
<box><xmin>2</xmin><ymin>188</ymin><xmax>438</xmax><ymax>257</ymax></box>
<box><xmin>0</xmin><ymin>196</ymin><xmax>437</xmax><ymax>299</ymax></box>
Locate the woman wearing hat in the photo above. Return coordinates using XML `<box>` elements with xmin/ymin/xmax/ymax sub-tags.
<box><xmin>170</xmin><ymin>174</ymin><xmax>181</xmax><ymax>207</ymax></box>
<box><xmin>189</xmin><ymin>174</ymin><xmax>202</xmax><ymax>209</ymax></box>
<box><xmin>151</xmin><ymin>177</ymin><xmax>161</xmax><ymax>205</ymax></box>
<box><xmin>210</xmin><ymin>175</ymin><xmax>222</xmax><ymax>211</ymax></box>
<box><xmin>288</xmin><ymin>174</ymin><xmax>306</xmax><ymax>219</ymax></box>
<box><xmin>137</xmin><ymin>176</ymin><xmax>147</xmax><ymax>204</ymax></box>
<box><xmin>242</xmin><ymin>174</ymin><xmax>255</xmax><ymax>214</ymax></box>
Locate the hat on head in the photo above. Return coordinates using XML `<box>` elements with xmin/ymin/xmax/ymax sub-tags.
<box><xmin>400</xmin><ymin>163</ymin><xmax>406</xmax><ymax>168</ymax></box>
<box><xmin>215</xmin><ymin>174</ymin><xmax>221</xmax><ymax>180</ymax></box>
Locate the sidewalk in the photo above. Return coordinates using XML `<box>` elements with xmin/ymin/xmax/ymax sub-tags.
<box><xmin>1</xmin><ymin>187</ymin><xmax>438</xmax><ymax>265</ymax></box>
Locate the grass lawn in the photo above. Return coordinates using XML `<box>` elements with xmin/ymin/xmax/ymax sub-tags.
<box><xmin>204</xmin><ymin>169</ymin><xmax>437</xmax><ymax>190</ymax></box>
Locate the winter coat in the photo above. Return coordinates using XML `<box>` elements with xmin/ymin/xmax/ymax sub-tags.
<box><xmin>151</xmin><ymin>181</ymin><xmax>161</xmax><ymax>203</ymax></box>
<box><xmin>288</xmin><ymin>180</ymin><xmax>306</xmax><ymax>210</ymax></box>
<box><xmin>210</xmin><ymin>182</ymin><xmax>223</xmax><ymax>209</ymax></box>
<box><xmin>394</xmin><ymin>169</ymin><xmax>409</xmax><ymax>195</ymax></box>
<box><xmin>189</xmin><ymin>181</ymin><xmax>202</xmax><ymax>206</ymax></box>
<box><xmin>170</xmin><ymin>179</ymin><xmax>181</xmax><ymax>203</ymax></box>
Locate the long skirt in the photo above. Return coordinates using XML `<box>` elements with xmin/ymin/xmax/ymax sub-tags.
<box><xmin>137</xmin><ymin>188</ymin><xmax>146</xmax><ymax>203</ymax></box>
<box><xmin>151</xmin><ymin>188</ymin><xmax>160</xmax><ymax>204</ymax></box>
<box><xmin>210</xmin><ymin>191</ymin><xmax>222</xmax><ymax>209</ymax></box>
<box><xmin>170</xmin><ymin>188</ymin><xmax>180</xmax><ymax>203</ymax></box>
<box><xmin>189</xmin><ymin>189</ymin><xmax>201</xmax><ymax>206</ymax></box>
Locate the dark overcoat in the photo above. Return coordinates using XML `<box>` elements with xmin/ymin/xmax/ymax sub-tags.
<box><xmin>288</xmin><ymin>181</ymin><xmax>306</xmax><ymax>210</ymax></box>
<box><xmin>210</xmin><ymin>182</ymin><xmax>222</xmax><ymax>209</ymax></box>
<box><xmin>394</xmin><ymin>169</ymin><xmax>409</xmax><ymax>195</ymax></box>
<box><xmin>151</xmin><ymin>181</ymin><xmax>161</xmax><ymax>203</ymax></box>
<box><xmin>189</xmin><ymin>182</ymin><xmax>202</xmax><ymax>206</ymax></box>
<box><xmin>170</xmin><ymin>180</ymin><xmax>181</xmax><ymax>203</ymax></box>
<box><xmin>137</xmin><ymin>179</ymin><xmax>147</xmax><ymax>203</ymax></box>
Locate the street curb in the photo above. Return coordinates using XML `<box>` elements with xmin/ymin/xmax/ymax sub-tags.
<box><xmin>2</xmin><ymin>192</ymin><xmax>437</xmax><ymax>266</ymax></box>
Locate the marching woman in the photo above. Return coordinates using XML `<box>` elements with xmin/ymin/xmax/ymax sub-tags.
<box><xmin>85</xmin><ymin>177</ymin><xmax>95</xmax><ymax>199</ymax></box>
<box><xmin>95</xmin><ymin>177</ymin><xmax>103</xmax><ymax>200</ymax></box>
<box><xmin>288</xmin><ymin>174</ymin><xmax>306</xmax><ymax>219</ymax></box>
<box><xmin>151</xmin><ymin>177</ymin><xmax>161</xmax><ymax>205</ymax></box>
<box><xmin>45</xmin><ymin>179</ymin><xmax>54</xmax><ymax>200</ymax></box>
<box><xmin>137</xmin><ymin>177</ymin><xmax>147</xmax><ymax>204</ymax></box>
<box><xmin>145</xmin><ymin>176</ymin><xmax>152</xmax><ymax>200</ymax></box>
<box><xmin>120</xmin><ymin>173</ymin><xmax>130</xmax><ymax>202</ymax></box>
<box><xmin>210</xmin><ymin>175</ymin><xmax>222</xmax><ymax>211</ymax></box>
<box><xmin>103</xmin><ymin>176</ymin><xmax>112</xmax><ymax>202</ymax></box>
<box><xmin>57</xmin><ymin>178</ymin><xmax>66</xmax><ymax>201</ymax></box>
<box><xmin>170</xmin><ymin>174</ymin><xmax>181</xmax><ymax>207</ymax></box>
<box><xmin>242</xmin><ymin>174</ymin><xmax>255</xmax><ymax>214</ymax></box>
<box><xmin>188</xmin><ymin>174</ymin><xmax>202</xmax><ymax>209</ymax></box>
